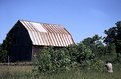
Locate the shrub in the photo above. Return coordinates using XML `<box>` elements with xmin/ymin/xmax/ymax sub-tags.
<box><xmin>33</xmin><ymin>46</ymin><xmax>71</xmax><ymax>74</ymax></box>
<box><xmin>33</xmin><ymin>43</ymin><xmax>106</xmax><ymax>74</ymax></box>
<box><xmin>76</xmin><ymin>43</ymin><xmax>95</xmax><ymax>67</ymax></box>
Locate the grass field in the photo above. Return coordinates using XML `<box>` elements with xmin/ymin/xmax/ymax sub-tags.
<box><xmin>0</xmin><ymin>64</ymin><xmax>121</xmax><ymax>79</ymax></box>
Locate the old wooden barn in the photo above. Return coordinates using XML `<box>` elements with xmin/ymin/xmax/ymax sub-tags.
<box><xmin>7</xmin><ymin>20</ymin><xmax>74</xmax><ymax>62</ymax></box>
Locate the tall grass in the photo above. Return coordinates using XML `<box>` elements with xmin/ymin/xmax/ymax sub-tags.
<box><xmin>40</xmin><ymin>64</ymin><xmax>121</xmax><ymax>79</ymax></box>
<box><xmin>0</xmin><ymin>65</ymin><xmax>33</xmax><ymax>79</ymax></box>
<box><xmin>0</xmin><ymin>64</ymin><xmax>120</xmax><ymax>79</ymax></box>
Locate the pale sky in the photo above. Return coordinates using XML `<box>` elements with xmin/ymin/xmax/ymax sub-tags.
<box><xmin>0</xmin><ymin>0</ymin><xmax>121</xmax><ymax>43</ymax></box>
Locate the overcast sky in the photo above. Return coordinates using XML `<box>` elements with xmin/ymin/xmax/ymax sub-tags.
<box><xmin>0</xmin><ymin>0</ymin><xmax>121</xmax><ymax>43</ymax></box>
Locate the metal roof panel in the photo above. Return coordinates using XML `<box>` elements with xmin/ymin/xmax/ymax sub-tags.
<box><xmin>19</xmin><ymin>20</ymin><xmax>74</xmax><ymax>47</ymax></box>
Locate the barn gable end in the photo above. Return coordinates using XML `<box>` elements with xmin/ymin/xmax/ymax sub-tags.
<box><xmin>9</xmin><ymin>21</ymin><xmax>32</xmax><ymax>62</ymax></box>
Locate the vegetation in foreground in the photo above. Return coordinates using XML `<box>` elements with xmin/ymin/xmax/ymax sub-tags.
<box><xmin>0</xmin><ymin>64</ymin><xmax>121</xmax><ymax>79</ymax></box>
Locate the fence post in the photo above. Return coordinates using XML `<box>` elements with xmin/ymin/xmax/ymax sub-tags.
<box><xmin>8</xmin><ymin>56</ymin><xmax>9</xmax><ymax>66</ymax></box>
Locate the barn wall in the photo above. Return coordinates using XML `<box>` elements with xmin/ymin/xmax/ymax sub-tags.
<box><xmin>10</xmin><ymin>22</ymin><xmax>32</xmax><ymax>62</ymax></box>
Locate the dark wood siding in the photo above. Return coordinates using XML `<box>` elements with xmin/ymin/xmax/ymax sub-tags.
<box><xmin>10</xmin><ymin>22</ymin><xmax>32</xmax><ymax>62</ymax></box>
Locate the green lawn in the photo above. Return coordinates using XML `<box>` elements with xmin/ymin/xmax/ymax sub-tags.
<box><xmin>0</xmin><ymin>64</ymin><xmax>121</xmax><ymax>79</ymax></box>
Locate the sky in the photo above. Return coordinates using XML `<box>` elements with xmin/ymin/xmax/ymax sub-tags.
<box><xmin>0</xmin><ymin>0</ymin><xmax>121</xmax><ymax>43</ymax></box>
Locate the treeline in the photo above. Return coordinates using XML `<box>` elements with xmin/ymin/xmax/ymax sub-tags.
<box><xmin>0</xmin><ymin>21</ymin><xmax>121</xmax><ymax>73</ymax></box>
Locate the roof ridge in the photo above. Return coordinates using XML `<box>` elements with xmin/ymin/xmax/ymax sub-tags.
<box><xmin>19</xmin><ymin>19</ymin><xmax>64</xmax><ymax>28</ymax></box>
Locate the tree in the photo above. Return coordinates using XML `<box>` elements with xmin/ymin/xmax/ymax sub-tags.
<box><xmin>2</xmin><ymin>31</ymin><xmax>14</xmax><ymax>53</ymax></box>
<box><xmin>104</xmin><ymin>21</ymin><xmax>121</xmax><ymax>62</ymax></box>
<box><xmin>0</xmin><ymin>44</ymin><xmax>7</xmax><ymax>62</ymax></box>
<box><xmin>1</xmin><ymin>28</ymin><xmax>15</xmax><ymax>62</ymax></box>
<box><xmin>82</xmin><ymin>34</ymin><xmax>105</xmax><ymax>58</ymax></box>
<box><xmin>104</xmin><ymin>43</ymin><xmax>117</xmax><ymax>62</ymax></box>
<box><xmin>76</xmin><ymin>43</ymin><xmax>94</xmax><ymax>66</ymax></box>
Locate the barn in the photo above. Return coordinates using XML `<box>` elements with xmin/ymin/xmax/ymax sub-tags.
<box><xmin>7</xmin><ymin>20</ymin><xmax>74</xmax><ymax>62</ymax></box>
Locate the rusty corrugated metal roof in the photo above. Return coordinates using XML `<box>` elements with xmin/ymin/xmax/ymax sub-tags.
<box><xmin>19</xmin><ymin>20</ymin><xmax>74</xmax><ymax>47</ymax></box>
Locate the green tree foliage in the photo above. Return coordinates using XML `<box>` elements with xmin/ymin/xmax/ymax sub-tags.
<box><xmin>1</xmin><ymin>28</ymin><xmax>15</xmax><ymax>62</ymax></box>
<box><xmin>33</xmin><ymin>46</ymin><xmax>71</xmax><ymax>74</ymax></box>
<box><xmin>104</xmin><ymin>43</ymin><xmax>117</xmax><ymax>62</ymax></box>
<box><xmin>104</xmin><ymin>21</ymin><xmax>121</xmax><ymax>62</ymax></box>
<box><xmin>2</xmin><ymin>31</ymin><xmax>14</xmax><ymax>53</ymax></box>
<box><xmin>68</xmin><ymin>44</ymin><xmax>78</xmax><ymax>65</ymax></box>
<box><xmin>76</xmin><ymin>43</ymin><xmax>95</xmax><ymax>68</ymax></box>
<box><xmin>0</xmin><ymin>34</ymin><xmax>11</xmax><ymax>62</ymax></box>
<box><xmin>0</xmin><ymin>44</ymin><xmax>7</xmax><ymax>62</ymax></box>
<box><xmin>78</xmin><ymin>35</ymin><xmax>105</xmax><ymax>70</ymax></box>
<box><xmin>82</xmin><ymin>35</ymin><xmax>105</xmax><ymax>59</ymax></box>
